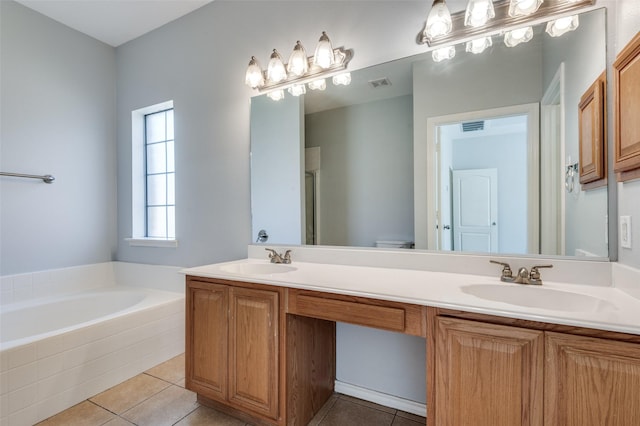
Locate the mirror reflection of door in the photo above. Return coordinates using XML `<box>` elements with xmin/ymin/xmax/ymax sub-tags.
<box><xmin>436</xmin><ymin>111</ymin><xmax>531</xmax><ymax>255</ymax></box>
<box><xmin>452</xmin><ymin>169</ymin><xmax>498</xmax><ymax>253</ymax></box>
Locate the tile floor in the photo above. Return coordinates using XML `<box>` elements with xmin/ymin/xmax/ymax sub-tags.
<box><xmin>36</xmin><ymin>354</ymin><xmax>426</xmax><ymax>426</ymax></box>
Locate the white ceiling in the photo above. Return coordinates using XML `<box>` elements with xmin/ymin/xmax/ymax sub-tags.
<box><xmin>15</xmin><ymin>0</ymin><xmax>215</xmax><ymax>47</ymax></box>
<box><xmin>15</xmin><ymin>0</ymin><xmax>472</xmax><ymax>48</ymax></box>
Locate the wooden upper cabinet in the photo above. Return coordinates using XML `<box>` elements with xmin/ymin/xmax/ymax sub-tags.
<box><xmin>545</xmin><ymin>332</ymin><xmax>640</xmax><ymax>426</ymax></box>
<box><xmin>435</xmin><ymin>317</ymin><xmax>543</xmax><ymax>426</ymax></box>
<box><xmin>579</xmin><ymin>72</ymin><xmax>606</xmax><ymax>186</ymax></box>
<box><xmin>614</xmin><ymin>31</ymin><xmax>640</xmax><ymax>181</ymax></box>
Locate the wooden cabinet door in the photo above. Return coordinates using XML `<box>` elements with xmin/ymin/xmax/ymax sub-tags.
<box><xmin>545</xmin><ymin>332</ymin><xmax>640</xmax><ymax>426</ymax></box>
<box><xmin>228</xmin><ymin>286</ymin><xmax>279</xmax><ymax>420</ymax></box>
<box><xmin>185</xmin><ymin>281</ymin><xmax>228</xmax><ymax>402</ymax></box>
<box><xmin>579</xmin><ymin>72</ymin><xmax>606</xmax><ymax>185</ymax></box>
<box><xmin>435</xmin><ymin>317</ymin><xmax>543</xmax><ymax>426</ymax></box>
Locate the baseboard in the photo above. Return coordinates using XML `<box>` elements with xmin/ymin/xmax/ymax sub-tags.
<box><xmin>334</xmin><ymin>381</ymin><xmax>427</xmax><ymax>417</ymax></box>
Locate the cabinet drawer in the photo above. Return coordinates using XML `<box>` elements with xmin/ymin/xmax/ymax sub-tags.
<box><xmin>288</xmin><ymin>290</ymin><xmax>425</xmax><ymax>336</ymax></box>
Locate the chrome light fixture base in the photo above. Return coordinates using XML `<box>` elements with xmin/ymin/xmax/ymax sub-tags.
<box><xmin>417</xmin><ymin>0</ymin><xmax>595</xmax><ymax>47</ymax></box>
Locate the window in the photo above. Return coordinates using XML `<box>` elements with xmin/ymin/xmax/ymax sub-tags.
<box><xmin>144</xmin><ymin>109</ymin><xmax>175</xmax><ymax>238</ymax></box>
<box><xmin>128</xmin><ymin>101</ymin><xmax>176</xmax><ymax>247</ymax></box>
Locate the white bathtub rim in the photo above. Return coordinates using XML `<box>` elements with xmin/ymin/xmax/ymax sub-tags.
<box><xmin>0</xmin><ymin>285</ymin><xmax>183</xmax><ymax>352</ymax></box>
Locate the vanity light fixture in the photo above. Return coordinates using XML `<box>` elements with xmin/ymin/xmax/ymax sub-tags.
<box><xmin>308</xmin><ymin>79</ymin><xmax>327</xmax><ymax>91</ymax></box>
<box><xmin>545</xmin><ymin>15</ymin><xmax>579</xmax><ymax>37</ymax></box>
<box><xmin>288</xmin><ymin>83</ymin><xmax>307</xmax><ymax>97</ymax></box>
<box><xmin>508</xmin><ymin>0</ymin><xmax>543</xmax><ymax>17</ymax></box>
<box><xmin>418</xmin><ymin>0</ymin><xmax>595</xmax><ymax>48</ymax></box>
<box><xmin>244</xmin><ymin>32</ymin><xmax>353</xmax><ymax>100</ymax></box>
<box><xmin>465</xmin><ymin>0</ymin><xmax>495</xmax><ymax>28</ymax></box>
<box><xmin>245</xmin><ymin>56</ymin><xmax>265</xmax><ymax>89</ymax></box>
<box><xmin>332</xmin><ymin>72</ymin><xmax>352</xmax><ymax>86</ymax></box>
<box><xmin>313</xmin><ymin>32</ymin><xmax>335</xmax><ymax>69</ymax></box>
<box><xmin>466</xmin><ymin>36</ymin><xmax>493</xmax><ymax>54</ymax></box>
<box><xmin>504</xmin><ymin>26</ymin><xmax>533</xmax><ymax>46</ymax></box>
<box><xmin>287</xmin><ymin>41</ymin><xmax>309</xmax><ymax>77</ymax></box>
<box><xmin>266</xmin><ymin>89</ymin><xmax>285</xmax><ymax>101</ymax></box>
<box><xmin>432</xmin><ymin>45</ymin><xmax>456</xmax><ymax>62</ymax></box>
<box><xmin>267</xmin><ymin>49</ymin><xmax>287</xmax><ymax>83</ymax></box>
<box><xmin>424</xmin><ymin>0</ymin><xmax>453</xmax><ymax>42</ymax></box>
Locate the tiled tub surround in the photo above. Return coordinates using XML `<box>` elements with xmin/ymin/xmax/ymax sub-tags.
<box><xmin>0</xmin><ymin>262</ymin><xmax>185</xmax><ymax>426</ymax></box>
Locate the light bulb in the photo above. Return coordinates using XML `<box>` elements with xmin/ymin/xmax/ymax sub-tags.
<box><xmin>464</xmin><ymin>0</ymin><xmax>495</xmax><ymax>28</ymax></box>
<box><xmin>508</xmin><ymin>0</ymin><xmax>543</xmax><ymax>17</ymax></box>
<box><xmin>267</xmin><ymin>89</ymin><xmax>285</xmax><ymax>101</ymax></box>
<box><xmin>546</xmin><ymin>15</ymin><xmax>579</xmax><ymax>37</ymax></box>
<box><xmin>432</xmin><ymin>46</ymin><xmax>456</xmax><ymax>62</ymax></box>
<box><xmin>504</xmin><ymin>26</ymin><xmax>533</xmax><ymax>47</ymax></box>
<box><xmin>332</xmin><ymin>73</ymin><xmax>351</xmax><ymax>86</ymax></box>
<box><xmin>313</xmin><ymin>32</ymin><xmax>334</xmax><ymax>69</ymax></box>
<box><xmin>288</xmin><ymin>84</ymin><xmax>306</xmax><ymax>96</ymax></box>
<box><xmin>466</xmin><ymin>36</ymin><xmax>493</xmax><ymax>54</ymax></box>
<box><xmin>424</xmin><ymin>0</ymin><xmax>452</xmax><ymax>40</ymax></box>
<box><xmin>267</xmin><ymin>49</ymin><xmax>287</xmax><ymax>83</ymax></box>
<box><xmin>287</xmin><ymin>41</ymin><xmax>309</xmax><ymax>77</ymax></box>
<box><xmin>308</xmin><ymin>79</ymin><xmax>327</xmax><ymax>91</ymax></box>
<box><xmin>245</xmin><ymin>56</ymin><xmax>264</xmax><ymax>89</ymax></box>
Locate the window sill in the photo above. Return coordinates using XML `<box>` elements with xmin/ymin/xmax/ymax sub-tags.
<box><xmin>125</xmin><ymin>238</ymin><xmax>178</xmax><ymax>248</ymax></box>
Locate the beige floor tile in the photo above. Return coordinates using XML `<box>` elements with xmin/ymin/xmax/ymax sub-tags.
<box><xmin>338</xmin><ymin>394</ymin><xmax>397</xmax><ymax>414</ymax></box>
<box><xmin>174</xmin><ymin>405</ymin><xmax>247</xmax><ymax>426</ymax></box>
<box><xmin>395</xmin><ymin>410</ymin><xmax>426</xmax><ymax>424</ymax></box>
<box><xmin>37</xmin><ymin>401</ymin><xmax>115</xmax><ymax>426</ymax></box>
<box><xmin>145</xmin><ymin>353</ymin><xmax>185</xmax><ymax>384</ymax></box>
<box><xmin>90</xmin><ymin>373</ymin><xmax>170</xmax><ymax>414</ymax></box>
<box><xmin>392</xmin><ymin>415</ymin><xmax>425</xmax><ymax>426</ymax></box>
<box><xmin>319</xmin><ymin>398</ymin><xmax>394</xmax><ymax>426</ymax></box>
<box><xmin>102</xmin><ymin>417</ymin><xmax>135</xmax><ymax>426</ymax></box>
<box><xmin>307</xmin><ymin>393</ymin><xmax>339</xmax><ymax>426</ymax></box>
<box><xmin>121</xmin><ymin>384</ymin><xmax>198</xmax><ymax>426</ymax></box>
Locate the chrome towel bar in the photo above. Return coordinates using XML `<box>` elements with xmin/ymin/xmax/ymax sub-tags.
<box><xmin>0</xmin><ymin>172</ymin><xmax>55</xmax><ymax>183</ymax></box>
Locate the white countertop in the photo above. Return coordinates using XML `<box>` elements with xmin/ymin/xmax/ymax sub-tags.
<box><xmin>182</xmin><ymin>258</ymin><xmax>640</xmax><ymax>336</ymax></box>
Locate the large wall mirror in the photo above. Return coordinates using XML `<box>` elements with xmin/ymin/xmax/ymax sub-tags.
<box><xmin>250</xmin><ymin>7</ymin><xmax>609</xmax><ymax>259</ymax></box>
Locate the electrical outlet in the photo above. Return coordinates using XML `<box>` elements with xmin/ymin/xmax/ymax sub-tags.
<box><xmin>620</xmin><ymin>216</ymin><xmax>632</xmax><ymax>249</ymax></box>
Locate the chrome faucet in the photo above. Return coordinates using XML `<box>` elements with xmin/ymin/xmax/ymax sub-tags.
<box><xmin>490</xmin><ymin>260</ymin><xmax>552</xmax><ymax>285</ymax></box>
<box><xmin>265</xmin><ymin>248</ymin><xmax>292</xmax><ymax>264</ymax></box>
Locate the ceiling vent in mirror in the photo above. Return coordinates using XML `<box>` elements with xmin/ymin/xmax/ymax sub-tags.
<box><xmin>368</xmin><ymin>77</ymin><xmax>392</xmax><ymax>89</ymax></box>
<box><xmin>461</xmin><ymin>120</ymin><xmax>485</xmax><ymax>132</ymax></box>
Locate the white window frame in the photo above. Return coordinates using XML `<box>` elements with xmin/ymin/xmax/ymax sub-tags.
<box><xmin>126</xmin><ymin>100</ymin><xmax>178</xmax><ymax>248</ymax></box>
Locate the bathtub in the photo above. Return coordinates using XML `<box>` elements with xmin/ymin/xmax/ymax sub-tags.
<box><xmin>0</xmin><ymin>262</ymin><xmax>185</xmax><ymax>426</ymax></box>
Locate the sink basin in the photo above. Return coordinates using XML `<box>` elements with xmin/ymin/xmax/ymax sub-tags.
<box><xmin>220</xmin><ymin>263</ymin><xmax>297</xmax><ymax>275</ymax></box>
<box><xmin>461</xmin><ymin>284</ymin><xmax>616</xmax><ymax>312</ymax></box>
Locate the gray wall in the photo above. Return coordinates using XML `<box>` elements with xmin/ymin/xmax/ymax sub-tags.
<box><xmin>305</xmin><ymin>95</ymin><xmax>414</xmax><ymax>247</ymax></box>
<box><xmin>115</xmin><ymin>0</ymin><xmax>431</xmax><ymax>268</ymax></box>
<box><xmin>0</xmin><ymin>1</ymin><xmax>117</xmax><ymax>275</ymax></box>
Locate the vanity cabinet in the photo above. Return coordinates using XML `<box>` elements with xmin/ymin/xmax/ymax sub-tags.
<box><xmin>186</xmin><ymin>278</ymin><xmax>283</xmax><ymax>424</ymax></box>
<box><xmin>432</xmin><ymin>314</ymin><xmax>640</xmax><ymax>426</ymax></box>
<box><xmin>434</xmin><ymin>317</ymin><xmax>543</xmax><ymax>426</ymax></box>
<box><xmin>545</xmin><ymin>332</ymin><xmax>640</xmax><ymax>425</ymax></box>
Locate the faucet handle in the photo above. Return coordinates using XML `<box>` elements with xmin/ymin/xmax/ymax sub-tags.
<box><xmin>265</xmin><ymin>248</ymin><xmax>281</xmax><ymax>263</ymax></box>
<box><xmin>283</xmin><ymin>250</ymin><xmax>292</xmax><ymax>264</ymax></box>
<box><xmin>490</xmin><ymin>260</ymin><xmax>514</xmax><ymax>281</ymax></box>
<box><xmin>530</xmin><ymin>264</ymin><xmax>553</xmax><ymax>280</ymax></box>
